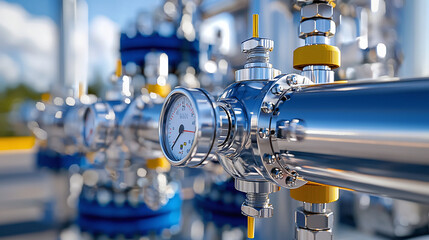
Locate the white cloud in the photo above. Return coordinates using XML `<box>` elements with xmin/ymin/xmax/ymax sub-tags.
<box><xmin>0</xmin><ymin>2</ymin><xmax>121</xmax><ymax>92</ymax></box>
<box><xmin>0</xmin><ymin>54</ymin><xmax>20</xmax><ymax>83</ymax></box>
<box><xmin>0</xmin><ymin>1</ymin><xmax>58</xmax><ymax>92</ymax></box>
<box><xmin>89</xmin><ymin>16</ymin><xmax>119</xmax><ymax>83</ymax></box>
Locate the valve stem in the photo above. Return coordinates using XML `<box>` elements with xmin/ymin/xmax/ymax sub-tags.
<box><xmin>235</xmin><ymin>14</ymin><xmax>280</xmax><ymax>81</ymax></box>
<box><xmin>248</xmin><ymin>216</ymin><xmax>255</xmax><ymax>238</ymax></box>
<box><xmin>252</xmin><ymin>14</ymin><xmax>259</xmax><ymax>38</ymax></box>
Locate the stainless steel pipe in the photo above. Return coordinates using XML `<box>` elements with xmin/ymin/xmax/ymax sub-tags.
<box><xmin>272</xmin><ymin>78</ymin><xmax>429</xmax><ymax>202</ymax></box>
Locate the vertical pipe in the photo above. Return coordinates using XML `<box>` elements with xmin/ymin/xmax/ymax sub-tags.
<box><xmin>399</xmin><ymin>0</ymin><xmax>429</xmax><ymax>78</ymax></box>
<box><xmin>55</xmin><ymin>0</ymin><xmax>88</xmax><ymax>99</ymax></box>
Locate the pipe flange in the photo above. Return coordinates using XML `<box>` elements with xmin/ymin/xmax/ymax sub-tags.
<box><xmin>257</xmin><ymin>75</ymin><xmax>307</xmax><ymax>189</ymax></box>
<box><xmin>235</xmin><ymin>67</ymin><xmax>281</xmax><ymax>82</ymax></box>
<box><xmin>235</xmin><ymin>179</ymin><xmax>280</xmax><ymax>194</ymax></box>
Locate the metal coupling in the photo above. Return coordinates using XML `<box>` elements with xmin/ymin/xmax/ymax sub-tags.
<box><xmin>235</xmin><ymin>14</ymin><xmax>281</xmax><ymax>81</ymax></box>
<box><xmin>242</xmin><ymin>38</ymin><xmax>273</xmax><ymax>66</ymax></box>
<box><xmin>242</xmin><ymin>192</ymin><xmax>273</xmax><ymax>218</ymax></box>
<box><xmin>294</xmin><ymin>0</ymin><xmax>339</xmax><ymax>84</ymax></box>
<box><xmin>235</xmin><ymin>179</ymin><xmax>280</xmax><ymax>218</ymax></box>
<box><xmin>295</xmin><ymin>203</ymin><xmax>334</xmax><ymax>240</ymax></box>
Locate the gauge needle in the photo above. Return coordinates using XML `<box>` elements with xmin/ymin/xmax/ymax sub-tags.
<box><xmin>183</xmin><ymin>130</ymin><xmax>194</xmax><ymax>133</ymax></box>
<box><xmin>171</xmin><ymin>124</ymin><xmax>184</xmax><ymax>149</ymax></box>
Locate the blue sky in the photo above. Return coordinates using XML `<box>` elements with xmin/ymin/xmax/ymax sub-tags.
<box><xmin>0</xmin><ymin>0</ymin><xmax>163</xmax><ymax>92</ymax></box>
<box><xmin>4</xmin><ymin>0</ymin><xmax>161</xmax><ymax>29</ymax></box>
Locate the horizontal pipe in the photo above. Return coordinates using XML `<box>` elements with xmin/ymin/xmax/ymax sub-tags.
<box><xmin>272</xmin><ymin>78</ymin><xmax>429</xmax><ymax>202</ymax></box>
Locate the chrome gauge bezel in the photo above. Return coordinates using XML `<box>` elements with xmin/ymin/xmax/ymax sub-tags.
<box><xmin>159</xmin><ymin>88</ymin><xmax>217</xmax><ymax>167</ymax></box>
<box><xmin>82</xmin><ymin>102</ymin><xmax>116</xmax><ymax>151</ymax></box>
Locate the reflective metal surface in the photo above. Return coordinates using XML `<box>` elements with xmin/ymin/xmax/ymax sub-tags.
<box><xmin>302</xmin><ymin>66</ymin><xmax>334</xmax><ymax>84</ymax></box>
<box><xmin>216</xmin><ymin>80</ymin><xmax>275</xmax><ymax>181</ymax></box>
<box><xmin>299</xmin><ymin>18</ymin><xmax>336</xmax><ymax>38</ymax></box>
<box><xmin>270</xmin><ymin>78</ymin><xmax>429</xmax><ymax>202</ymax></box>
<box><xmin>297</xmin><ymin>1</ymin><xmax>336</xmax><ymax>84</ymax></box>
<box><xmin>235</xmin><ymin>179</ymin><xmax>279</xmax><ymax>218</ymax></box>
<box><xmin>241</xmin><ymin>38</ymin><xmax>274</xmax><ymax>53</ymax></box>
<box><xmin>235</xmin><ymin>35</ymin><xmax>280</xmax><ymax>82</ymax></box>
<box><xmin>303</xmin><ymin>203</ymin><xmax>327</xmax><ymax>214</ymax></box>
<box><xmin>235</xmin><ymin>67</ymin><xmax>282</xmax><ymax>82</ymax></box>
<box><xmin>301</xmin><ymin>3</ymin><xmax>333</xmax><ymax>20</ymax></box>
<box><xmin>120</xmin><ymin>94</ymin><xmax>164</xmax><ymax>159</ymax></box>
<box><xmin>296</xmin><ymin>203</ymin><xmax>333</xmax><ymax>240</ymax></box>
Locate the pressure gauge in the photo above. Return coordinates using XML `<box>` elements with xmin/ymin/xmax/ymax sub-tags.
<box><xmin>159</xmin><ymin>88</ymin><xmax>217</xmax><ymax>167</ymax></box>
<box><xmin>83</xmin><ymin>102</ymin><xmax>116</xmax><ymax>151</ymax></box>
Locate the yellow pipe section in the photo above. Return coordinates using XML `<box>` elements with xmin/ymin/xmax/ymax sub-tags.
<box><xmin>0</xmin><ymin>136</ymin><xmax>35</xmax><ymax>151</ymax></box>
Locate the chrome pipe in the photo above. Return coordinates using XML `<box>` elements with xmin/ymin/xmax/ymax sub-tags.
<box><xmin>272</xmin><ymin>78</ymin><xmax>429</xmax><ymax>203</ymax></box>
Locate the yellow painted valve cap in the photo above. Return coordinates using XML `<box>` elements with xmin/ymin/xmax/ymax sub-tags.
<box><xmin>146</xmin><ymin>157</ymin><xmax>171</xmax><ymax>172</ymax></box>
<box><xmin>290</xmin><ymin>182</ymin><xmax>339</xmax><ymax>203</ymax></box>
<box><xmin>293</xmin><ymin>44</ymin><xmax>341</xmax><ymax>70</ymax></box>
<box><xmin>146</xmin><ymin>84</ymin><xmax>171</xmax><ymax>98</ymax></box>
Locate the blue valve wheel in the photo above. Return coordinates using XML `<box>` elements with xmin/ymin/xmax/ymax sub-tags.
<box><xmin>120</xmin><ymin>34</ymin><xmax>199</xmax><ymax>70</ymax></box>
<box><xmin>194</xmin><ymin>180</ymin><xmax>246</xmax><ymax>228</ymax></box>
<box><xmin>78</xmin><ymin>190</ymin><xmax>182</xmax><ymax>237</ymax></box>
<box><xmin>36</xmin><ymin>149</ymin><xmax>85</xmax><ymax>170</ymax></box>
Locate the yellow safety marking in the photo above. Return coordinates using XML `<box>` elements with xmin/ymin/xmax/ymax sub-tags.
<box><xmin>115</xmin><ymin>59</ymin><xmax>122</xmax><ymax>77</ymax></box>
<box><xmin>146</xmin><ymin>84</ymin><xmax>172</xmax><ymax>98</ymax></box>
<box><xmin>290</xmin><ymin>182</ymin><xmax>339</xmax><ymax>203</ymax></box>
<box><xmin>252</xmin><ymin>14</ymin><xmax>259</xmax><ymax>38</ymax></box>
<box><xmin>0</xmin><ymin>136</ymin><xmax>35</xmax><ymax>151</ymax></box>
<box><xmin>86</xmin><ymin>151</ymin><xmax>96</xmax><ymax>164</ymax></box>
<box><xmin>41</xmin><ymin>93</ymin><xmax>51</xmax><ymax>102</ymax></box>
<box><xmin>147</xmin><ymin>156</ymin><xmax>171</xmax><ymax>172</ymax></box>
<box><xmin>247</xmin><ymin>216</ymin><xmax>255</xmax><ymax>238</ymax></box>
<box><xmin>79</xmin><ymin>82</ymin><xmax>84</xmax><ymax>98</ymax></box>
<box><xmin>293</xmin><ymin>44</ymin><xmax>341</xmax><ymax>70</ymax></box>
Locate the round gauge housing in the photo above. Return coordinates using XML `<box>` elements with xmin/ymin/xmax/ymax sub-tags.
<box><xmin>120</xmin><ymin>94</ymin><xmax>164</xmax><ymax>157</ymax></box>
<box><xmin>159</xmin><ymin>88</ymin><xmax>217</xmax><ymax>167</ymax></box>
<box><xmin>83</xmin><ymin>102</ymin><xmax>116</xmax><ymax>151</ymax></box>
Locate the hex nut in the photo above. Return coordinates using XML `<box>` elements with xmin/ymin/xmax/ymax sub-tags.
<box><xmin>241</xmin><ymin>38</ymin><xmax>274</xmax><ymax>53</ymax></box>
<box><xmin>264</xmin><ymin>154</ymin><xmax>275</xmax><ymax>165</ymax></box>
<box><xmin>271</xmin><ymin>84</ymin><xmax>284</xmax><ymax>95</ymax></box>
<box><xmin>241</xmin><ymin>204</ymin><xmax>274</xmax><ymax>218</ymax></box>
<box><xmin>299</xmin><ymin>19</ymin><xmax>335</xmax><ymax>38</ymax></box>
<box><xmin>258</xmin><ymin>128</ymin><xmax>270</xmax><ymax>139</ymax></box>
<box><xmin>271</xmin><ymin>168</ymin><xmax>284</xmax><ymax>179</ymax></box>
<box><xmin>296</xmin><ymin>209</ymin><xmax>334</xmax><ymax>230</ymax></box>
<box><xmin>301</xmin><ymin>3</ymin><xmax>333</xmax><ymax>20</ymax></box>
<box><xmin>296</xmin><ymin>228</ymin><xmax>333</xmax><ymax>240</ymax></box>
<box><xmin>261</xmin><ymin>101</ymin><xmax>275</xmax><ymax>113</ymax></box>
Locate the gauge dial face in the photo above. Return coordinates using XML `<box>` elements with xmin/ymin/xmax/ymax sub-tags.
<box><xmin>165</xmin><ymin>95</ymin><xmax>196</xmax><ymax>161</ymax></box>
<box><xmin>84</xmin><ymin>109</ymin><xmax>96</xmax><ymax>146</ymax></box>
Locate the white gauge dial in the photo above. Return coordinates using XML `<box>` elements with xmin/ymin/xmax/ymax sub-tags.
<box><xmin>165</xmin><ymin>95</ymin><xmax>196</xmax><ymax>161</ymax></box>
